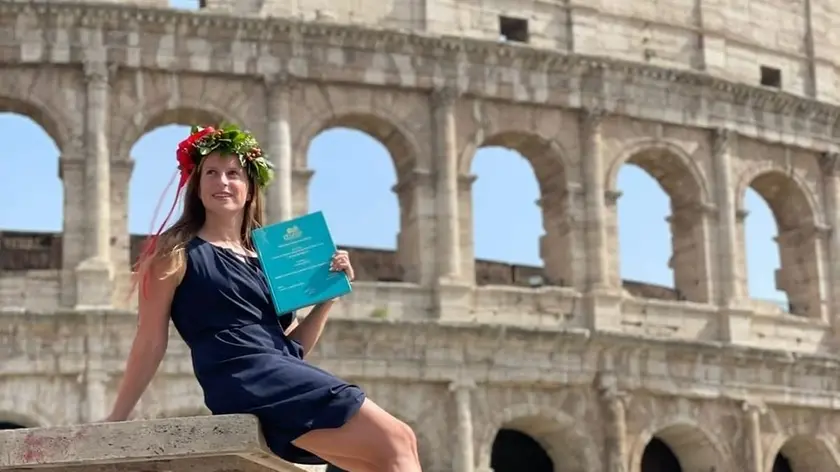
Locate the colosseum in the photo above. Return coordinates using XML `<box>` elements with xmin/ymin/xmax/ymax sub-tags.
<box><xmin>2</xmin><ymin>0</ymin><xmax>840</xmax><ymax>471</ymax></box>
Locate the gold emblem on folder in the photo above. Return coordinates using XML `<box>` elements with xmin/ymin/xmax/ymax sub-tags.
<box><xmin>283</xmin><ymin>226</ymin><xmax>302</xmax><ymax>241</ymax></box>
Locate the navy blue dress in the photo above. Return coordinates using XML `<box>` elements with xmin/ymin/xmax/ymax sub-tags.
<box><xmin>168</xmin><ymin>236</ymin><xmax>366</xmax><ymax>464</ymax></box>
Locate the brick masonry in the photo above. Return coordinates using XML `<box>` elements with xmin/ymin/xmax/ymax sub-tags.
<box><xmin>1</xmin><ymin>1</ymin><xmax>840</xmax><ymax>471</ymax></box>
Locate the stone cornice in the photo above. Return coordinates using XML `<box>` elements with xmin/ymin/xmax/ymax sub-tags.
<box><xmin>5</xmin><ymin>1</ymin><xmax>839</xmax><ymax>134</ymax></box>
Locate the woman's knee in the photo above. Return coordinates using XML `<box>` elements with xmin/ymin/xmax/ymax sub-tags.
<box><xmin>292</xmin><ymin>400</ymin><xmax>421</xmax><ymax>470</ymax></box>
<box><xmin>395</xmin><ymin>419</ymin><xmax>418</xmax><ymax>451</ymax></box>
<box><xmin>378</xmin><ymin>417</ymin><xmax>418</xmax><ymax>460</ymax></box>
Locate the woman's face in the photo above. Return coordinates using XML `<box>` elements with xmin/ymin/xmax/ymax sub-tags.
<box><xmin>198</xmin><ymin>152</ymin><xmax>251</xmax><ymax>216</ymax></box>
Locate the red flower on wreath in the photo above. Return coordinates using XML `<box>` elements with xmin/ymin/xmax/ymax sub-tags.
<box><xmin>175</xmin><ymin>125</ymin><xmax>215</xmax><ymax>186</ymax></box>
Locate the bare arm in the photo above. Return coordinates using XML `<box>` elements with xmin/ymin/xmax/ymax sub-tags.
<box><xmin>287</xmin><ymin>300</ymin><xmax>336</xmax><ymax>357</ymax></box>
<box><xmin>106</xmin><ymin>256</ymin><xmax>183</xmax><ymax>422</ymax></box>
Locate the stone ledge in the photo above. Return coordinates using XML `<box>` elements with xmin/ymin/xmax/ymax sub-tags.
<box><xmin>0</xmin><ymin>414</ymin><xmax>306</xmax><ymax>472</ymax></box>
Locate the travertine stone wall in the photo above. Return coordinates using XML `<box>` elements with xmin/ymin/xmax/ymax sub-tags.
<box><xmin>185</xmin><ymin>0</ymin><xmax>840</xmax><ymax>104</ymax></box>
<box><xmin>3</xmin><ymin>313</ymin><xmax>840</xmax><ymax>472</ymax></box>
<box><xmin>1</xmin><ymin>1</ymin><xmax>840</xmax><ymax>471</ymax></box>
<box><xmin>0</xmin><ymin>0</ymin><xmax>837</xmax><ymax>358</ymax></box>
<box><xmin>0</xmin><ymin>414</ymin><xmax>310</xmax><ymax>472</ymax></box>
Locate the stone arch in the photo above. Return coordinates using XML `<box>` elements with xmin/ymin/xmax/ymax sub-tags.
<box><xmin>0</xmin><ymin>410</ymin><xmax>46</xmax><ymax>429</ymax></box>
<box><xmin>606</xmin><ymin>139</ymin><xmax>712</xmax><ymax>203</ymax></box>
<box><xmin>0</xmin><ymin>94</ymin><xmax>67</xmax><ymax>238</ymax></box>
<box><xmin>459</xmin><ymin>131</ymin><xmax>573</xmax><ymax>179</ymax></box>
<box><xmin>0</xmin><ymin>65</ymin><xmax>78</xmax><ymax>153</ymax></box>
<box><xmin>0</xmin><ymin>95</ymin><xmax>68</xmax><ymax>152</ymax></box>
<box><xmin>736</xmin><ymin>167</ymin><xmax>824</xmax><ymax>317</ymax></box>
<box><xmin>0</xmin><ymin>386</ymin><xmax>55</xmax><ymax>428</ymax></box>
<box><xmin>764</xmin><ymin>435</ymin><xmax>840</xmax><ymax>472</ymax></box>
<box><xmin>463</xmin><ymin>131</ymin><xmax>575</xmax><ymax>287</ymax></box>
<box><xmin>630</xmin><ymin>420</ymin><xmax>734</xmax><ymax>472</ymax></box>
<box><xmin>295</xmin><ymin>109</ymin><xmax>424</xmax><ymax>283</ymax></box>
<box><xmin>294</xmin><ymin>110</ymin><xmax>419</xmax><ymax>177</ymax></box>
<box><xmin>114</xmin><ymin>105</ymin><xmax>239</xmax><ymax>163</ymax></box>
<box><xmin>477</xmin><ymin>404</ymin><xmax>600</xmax><ymax>472</ymax></box>
<box><xmin>472</xmin><ymin>132</ymin><xmax>571</xmax><ymax>195</ymax></box>
<box><xmin>735</xmin><ymin>166</ymin><xmax>821</xmax><ymax>229</ymax></box>
<box><xmin>607</xmin><ymin>139</ymin><xmax>713</xmax><ymax>302</ymax></box>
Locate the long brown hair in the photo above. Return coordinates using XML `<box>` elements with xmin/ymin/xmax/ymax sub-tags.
<box><xmin>132</xmin><ymin>152</ymin><xmax>266</xmax><ymax>298</ymax></box>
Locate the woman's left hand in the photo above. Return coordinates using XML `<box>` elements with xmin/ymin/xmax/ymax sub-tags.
<box><xmin>330</xmin><ymin>250</ymin><xmax>355</xmax><ymax>282</ymax></box>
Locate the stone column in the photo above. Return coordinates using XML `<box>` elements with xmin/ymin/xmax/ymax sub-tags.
<box><xmin>263</xmin><ymin>73</ymin><xmax>294</xmax><ymax>224</ymax></box>
<box><xmin>712</xmin><ymin>128</ymin><xmax>742</xmax><ymax>306</ymax></box>
<box><xmin>82</xmin><ymin>313</ymin><xmax>108</xmax><ymax>422</ymax></box>
<box><xmin>715</xmin><ymin>130</ymin><xmax>756</xmax><ymax>342</ymax></box>
<box><xmin>742</xmin><ymin>401</ymin><xmax>765</xmax><ymax>472</ymax></box>
<box><xmin>111</xmin><ymin>158</ymin><xmax>136</xmax><ymax>309</ymax></box>
<box><xmin>734</xmin><ymin>208</ymin><xmax>749</xmax><ymax>285</ymax></box>
<box><xmin>580</xmin><ymin>107</ymin><xmax>609</xmax><ymax>289</ymax></box>
<box><xmin>775</xmin><ymin>223</ymin><xmax>828</xmax><ymax>318</ymax></box>
<box><xmin>290</xmin><ymin>168</ymin><xmax>314</xmax><ymax>218</ymax></box>
<box><xmin>431</xmin><ymin>86</ymin><xmax>461</xmax><ymax>282</ymax></box>
<box><xmin>820</xmin><ymin>152</ymin><xmax>840</xmax><ymax>327</ymax></box>
<box><xmin>392</xmin><ymin>169</ymin><xmax>435</xmax><ymax>284</ymax></box>
<box><xmin>457</xmin><ymin>173</ymin><xmax>478</xmax><ymax>285</ymax></box>
<box><xmin>600</xmin><ymin>384</ymin><xmax>628</xmax><ymax>472</ymax></box>
<box><xmin>75</xmin><ymin>60</ymin><xmax>114</xmax><ymax>309</ymax></box>
<box><xmin>667</xmin><ymin>201</ymin><xmax>716</xmax><ymax>303</ymax></box>
<box><xmin>449</xmin><ymin>379</ymin><xmax>475</xmax><ymax>472</ymax></box>
<box><xmin>59</xmin><ymin>156</ymin><xmax>86</xmax><ymax>308</ymax></box>
<box><xmin>582</xmin><ymin>109</ymin><xmax>624</xmax><ymax>331</ymax></box>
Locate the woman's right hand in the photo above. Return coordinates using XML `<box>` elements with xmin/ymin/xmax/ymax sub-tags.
<box><xmin>97</xmin><ymin>410</ymin><xmax>127</xmax><ymax>423</ymax></box>
<box><xmin>104</xmin><ymin>413</ymin><xmax>126</xmax><ymax>423</ymax></box>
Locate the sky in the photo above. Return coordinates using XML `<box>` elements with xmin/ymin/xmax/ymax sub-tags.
<box><xmin>0</xmin><ymin>0</ymin><xmax>788</xmax><ymax>305</ymax></box>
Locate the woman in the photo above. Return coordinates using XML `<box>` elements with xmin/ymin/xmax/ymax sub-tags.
<box><xmin>106</xmin><ymin>124</ymin><xmax>422</xmax><ymax>472</ymax></box>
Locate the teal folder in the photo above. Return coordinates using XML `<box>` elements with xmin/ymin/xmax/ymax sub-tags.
<box><xmin>251</xmin><ymin>211</ymin><xmax>352</xmax><ymax>316</ymax></box>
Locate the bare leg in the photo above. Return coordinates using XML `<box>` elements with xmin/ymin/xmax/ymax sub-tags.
<box><xmin>291</xmin><ymin>398</ymin><xmax>421</xmax><ymax>472</ymax></box>
<box><xmin>405</xmin><ymin>429</ymin><xmax>421</xmax><ymax>466</ymax></box>
<box><xmin>320</xmin><ymin>454</ymin><xmax>377</xmax><ymax>472</ymax></box>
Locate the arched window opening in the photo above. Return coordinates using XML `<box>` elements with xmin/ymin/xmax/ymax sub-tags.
<box><xmin>469</xmin><ymin>131</ymin><xmax>572</xmax><ymax>288</ymax></box>
<box><xmin>128</xmin><ymin>124</ymin><xmax>193</xmax><ymax>267</ymax></box>
<box><xmin>0</xmin><ymin>112</ymin><xmax>62</xmax><ymax>232</ymax></box>
<box><xmin>638</xmin><ymin>424</ymin><xmax>722</xmax><ymax>472</ymax></box>
<box><xmin>616</xmin><ymin>165</ymin><xmax>673</xmax><ymax>295</ymax></box>
<box><xmin>743</xmin><ymin>187</ymin><xmax>787</xmax><ymax>309</ymax></box>
<box><xmin>0</xmin><ymin>421</ymin><xmax>26</xmax><ymax>430</ymax></box>
<box><xmin>772</xmin><ymin>453</ymin><xmax>793</xmax><ymax>472</ymax></box>
<box><xmin>491</xmin><ymin>428</ymin><xmax>552</xmax><ymax>472</ymax></box>
<box><xmin>308</xmin><ymin>128</ymin><xmax>398</xmax><ymax>251</ymax></box>
<box><xmin>772</xmin><ymin>435</ymin><xmax>840</xmax><ymax>472</ymax></box>
<box><xmin>614</xmin><ymin>147</ymin><xmax>710</xmax><ymax>303</ymax></box>
<box><xmin>169</xmin><ymin>0</ymin><xmax>206</xmax><ymax>9</ymax></box>
<box><xmin>640</xmin><ymin>436</ymin><xmax>682</xmax><ymax>472</ymax></box>
<box><xmin>743</xmin><ymin>172</ymin><xmax>821</xmax><ymax>317</ymax></box>
<box><xmin>471</xmin><ymin>146</ymin><xmax>543</xmax><ymax>287</ymax></box>
<box><xmin>307</xmin><ymin>124</ymin><xmax>400</xmax><ymax>283</ymax></box>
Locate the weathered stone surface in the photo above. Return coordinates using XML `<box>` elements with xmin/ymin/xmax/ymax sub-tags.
<box><xmin>0</xmin><ymin>415</ymin><xmax>305</xmax><ymax>472</ymax></box>
<box><xmin>2</xmin><ymin>1</ymin><xmax>840</xmax><ymax>472</ymax></box>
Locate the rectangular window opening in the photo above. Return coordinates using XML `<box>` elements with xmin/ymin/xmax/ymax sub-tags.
<box><xmin>499</xmin><ymin>16</ymin><xmax>529</xmax><ymax>43</ymax></box>
<box><xmin>760</xmin><ymin>65</ymin><xmax>782</xmax><ymax>88</ymax></box>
